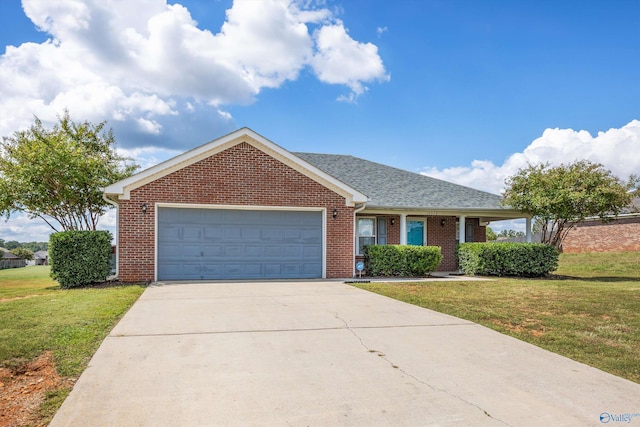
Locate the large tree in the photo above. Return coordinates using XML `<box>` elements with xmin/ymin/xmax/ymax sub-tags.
<box><xmin>0</xmin><ymin>111</ymin><xmax>138</xmax><ymax>231</ymax></box>
<box><xmin>502</xmin><ymin>160</ymin><xmax>636</xmax><ymax>250</ymax></box>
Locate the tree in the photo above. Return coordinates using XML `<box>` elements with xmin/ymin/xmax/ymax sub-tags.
<box><xmin>0</xmin><ymin>111</ymin><xmax>138</xmax><ymax>231</ymax></box>
<box><xmin>502</xmin><ymin>160</ymin><xmax>636</xmax><ymax>250</ymax></box>
<box><xmin>21</xmin><ymin>241</ymin><xmax>48</xmax><ymax>252</ymax></box>
<box><xmin>3</xmin><ymin>240</ymin><xmax>20</xmax><ymax>250</ymax></box>
<box><xmin>496</xmin><ymin>229</ymin><xmax>525</xmax><ymax>238</ymax></box>
<box><xmin>486</xmin><ymin>226</ymin><xmax>497</xmax><ymax>241</ymax></box>
<box><xmin>10</xmin><ymin>247</ymin><xmax>34</xmax><ymax>260</ymax></box>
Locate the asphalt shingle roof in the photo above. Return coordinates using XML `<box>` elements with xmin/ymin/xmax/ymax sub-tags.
<box><xmin>294</xmin><ymin>152</ymin><xmax>507</xmax><ymax>210</ymax></box>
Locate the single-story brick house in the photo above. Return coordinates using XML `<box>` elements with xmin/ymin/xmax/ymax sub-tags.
<box><xmin>104</xmin><ymin>128</ymin><xmax>527</xmax><ymax>282</ymax></box>
<box><xmin>562</xmin><ymin>197</ymin><xmax>640</xmax><ymax>253</ymax></box>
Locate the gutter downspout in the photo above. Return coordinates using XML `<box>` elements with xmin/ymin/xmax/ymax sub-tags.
<box><xmin>352</xmin><ymin>203</ymin><xmax>367</xmax><ymax>277</ymax></box>
<box><xmin>102</xmin><ymin>193</ymin><xmax>119</xmax><ymax>280</ymax></box>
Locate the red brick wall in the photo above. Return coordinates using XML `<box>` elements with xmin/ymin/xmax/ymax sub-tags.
<box><xmin>426</xmin><ymin>216</ymin><xmax>458</xmax><ymax>270</ymax></box>
<box><xmin>117</xmin><ymin>142</ymin><xmax>353</xmax><ymax>282</ymax></box>
<box><xmin>562</xmin><ymin>217</ymin><xmax>640</xmax><ymax>253</ymax></box>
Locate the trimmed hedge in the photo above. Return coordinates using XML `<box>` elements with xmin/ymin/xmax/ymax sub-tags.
<box><xmin>49</xmin><ymin>230</ymin><xmax>113</xmax><ymax>288</ymax></box>
<box><xmin>457</xmin><ymin>242</ymin><xmax>559</xmax><ymax>277</ymax></box>
<box><xmin>363</xmin><ymin>245</ymin><xmax>442</xmax><ymax>277</ymax></box>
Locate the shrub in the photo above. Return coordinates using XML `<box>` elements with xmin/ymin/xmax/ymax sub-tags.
<box><xmin>458</xmin><ymin>242</ymin><xmax>558</xmax><ymax>277</ymax></box>
<box><xmin>364</xmin><ymin>245</ymin><xmax>442</xmax><ymax>277</ymax></box>
<box><xmin>49</xmin><ymin>230</ymin><xmax>113</xmax><ymax>288</ymax></box>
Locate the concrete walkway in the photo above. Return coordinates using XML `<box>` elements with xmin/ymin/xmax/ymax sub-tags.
<box><xmin>51</xmin><ymin>281</ymin><xmax>640</xmax><ymax>426</ymax></box>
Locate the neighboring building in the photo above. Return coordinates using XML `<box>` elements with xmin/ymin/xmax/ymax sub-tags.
<box><xmin>0</xmin><ymin>248</ymin><xmax>26</xmax><ymax>269</ymax></box>
<box><xmin>562</xmin><ymin>197</ymin><xmax>640</xmax><ymax>253</ymax></box>
<box><xmin>104</xmin><ymin>128</ymin><xmax>526</xmax><ymax>282</ymax></box>
<box><xmin>34</xmin><ymin>251</ymin><xmax>49</xmax><ymax>265</ymax></box>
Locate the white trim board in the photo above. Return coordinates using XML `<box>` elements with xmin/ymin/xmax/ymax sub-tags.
<box><xmin>105</xmin><ymin>128</ymin><xmax>367</xmax><ymax>206</ymax></box>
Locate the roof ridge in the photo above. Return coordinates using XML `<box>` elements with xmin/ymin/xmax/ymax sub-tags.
<box><xmin>295</xmin><ymin>152</ymin><xmax>501</xmax><ymax>197</ymax></box>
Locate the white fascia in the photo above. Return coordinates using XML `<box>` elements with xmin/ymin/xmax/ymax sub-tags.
<box><xmin>104</xmin><ymin>127</ymin><xmax>368</xmax><ymax>206</ymax></box>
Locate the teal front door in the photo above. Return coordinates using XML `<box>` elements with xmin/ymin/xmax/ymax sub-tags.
<box><xmin>407</xmin><ymin>220</ymin><xmax>425</xmax><ymax>246</ymax></box>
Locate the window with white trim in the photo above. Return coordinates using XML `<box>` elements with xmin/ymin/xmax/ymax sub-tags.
<box><xmin>356</xmin><ymin>217</ymin><xmax>390</xmax><ymax>254</ymax></box>
<box><xmin>357</xmin><ymin>217</ymin><xmax>376</xmax><ymax>255</ymax></box>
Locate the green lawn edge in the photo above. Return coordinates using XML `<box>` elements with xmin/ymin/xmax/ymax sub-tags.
<box><xmin>0</xmin><ymin>266</ymin><xmax>146</xmax><ymax>424</ymax></box>
<box><xmin>353</xmin><ymin>252</ymin><xmax>640</xmax><ymax>384</ymax></box>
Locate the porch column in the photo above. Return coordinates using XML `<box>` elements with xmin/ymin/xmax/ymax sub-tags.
<box><xmin>459</xmin><ymin>215</ymin><xmax>466</xmax><ymax>243</ymax></box>
<box><xmin>526</xmin><ymin>216</ymin><xmax>532</xmax><ymax>243</ymax></box>
<box><xmin>400</xmin><ymin>214</ymin><xmax>407</xmax><ymax>245</ymax></box>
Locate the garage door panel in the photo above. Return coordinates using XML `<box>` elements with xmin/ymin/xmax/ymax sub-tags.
<box><xmin>182</xmin><ymin>245</ymin><xmax>202</xmax><ymax>258</ymax></box>
<box><xmin>264</xmin><ymin>264</ymin><xmax>282</xmax><ymax>276</ymax></box>
<box><xmin>303</xmin><ymin>228</ymin><xmax>321</xmax><ymax>242</ymax></box>
<box><xmin>224</xmin><ymin>227</ymin><xmax>242</xmax><ymax>240</ymax></box>
<box><xmin>303</xmin><ymin>263</ymin><xmax>322</xmax><ymax>274</ymax></box>
<box><xmin>158</xmin><ymin>226</ymin><xmax>181</xmax><ymax>240</ymax></box>
<box><xmin>182</xmin><ymin>227</ymin><xmax>202</xmax><ymax>240</ymax></box>
<box><xmin>264</xmin><ymin>246</ymin><xmax>284</xmax><ymax>257</ymax></box>
<box><xmin>283</xmin><ymin>246</ymin><xmax>301</xmax><ymax>258</ymax></box>
<box><xmin>303</xmin><ymin>245</ymin><xmax>321</xmax><ymax>258</ymax></box>
<box><xmin>201</xmin><ymin>263</ymin><xmax>223</xmax><ymax>277</ymax></box>
<box><xmin>224</xmin><ymin>245</ymin><xmax>244</xmax><ymax>258</ymax></box>
<box><xmin>158</xmin><ymin>262</ymin><xmax>201</xmax><ymax>280</ymax></box>
<box><xmin>262</xmin><ymin>228</ymin><xmax>284</xmax><ymax>241</ymax></box>
<box><xmin>157</xmin><ymin>208</ymin><xmax>323</xmax><ymax>280</ymax></box>
<box><xmin>202</xmin><ymin>245</ymin><xmax>224</xmax><ymax>257</ymax></box>
<box><xmin>243</xmin><ymin>227</ymin><xmax>261</xmax><ymax>240</ymax></box>
<box><xmin>203</xmin><ymin>227</ymin><xmax>223</xmax><ymax>240</ymax></box>
<box><xmin>282</xmin><ymin>264</ymin><xmax>302</xmax><ymax>276</ymax></box>
<box><xmin>244</xmin><ymin>246</ymin><xmax>263</xmax><ymax>257</ymax></box>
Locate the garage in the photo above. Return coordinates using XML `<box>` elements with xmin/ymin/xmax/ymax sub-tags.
<box><xmin>157</xmin><ymin>207</ymin><xmax>323</xmax><ymax>280</ymax></box>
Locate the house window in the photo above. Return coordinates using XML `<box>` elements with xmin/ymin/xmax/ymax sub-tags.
<box><xmin>456</xmin><ymin>221</ymin><xmax>475</xmax><ymax>243</ymax></box>
<box><xmin>377</xmin><ymin>218</ymin><xmax>387</xmax><ymax>245</ymax></box>
<box><xmin>357</xmin><ymin>217</ymin><xmax>376</xmax><ymax>255</ymax></box>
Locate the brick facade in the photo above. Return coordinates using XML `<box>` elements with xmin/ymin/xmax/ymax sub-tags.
<box><xmin>562</xmin><ymin>217</ymin><xmax>640</xmax><ymax>253</ymax></box>
<box><xmin>116</xmin><ymin>142</ymin><xmax>354</xmax><ymax>282</ymax></box>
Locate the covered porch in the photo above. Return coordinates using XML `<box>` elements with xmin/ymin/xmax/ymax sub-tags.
<box><xmin>355</xmin><ymin>209</ymin><xmax>531</xmax><ymax>272</ymax></box>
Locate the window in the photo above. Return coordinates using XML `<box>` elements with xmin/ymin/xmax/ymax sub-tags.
<box><xmin>356</xmin><ymin>217</ymin><xmax>390</xmax><ymax>254</ymax></box>
<box><xmin>357</xmin><ymin>217</ymin><xmax>376</xmax><ymax>255</ymax></box>
<box><xmin>377</xmin><ymin>218</ymin><xmax>387</xmax><ymax>245</ymax></box>
<box><xmin>456</xmin><ymin>221</ymin><xmax>475</xmax><ymax>243</ymax></box>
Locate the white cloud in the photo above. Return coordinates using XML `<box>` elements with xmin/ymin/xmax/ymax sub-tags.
<box><xmin>0</xmin><ymin>0</ymin><xmax>388</xmax><ymax>147</ymax></box>
<box><xmin>0</xmin><ymin>214</ymin><xmax>55</xmax><ymax>243</ymax></box>
<box><xmin>376</xmin><ymin>26</ymin><xmax>388</xmax><ymax>37</ymax></box>
<box><xmin>422</xmin><ymin>120</ymin><xmax>640</xmax><ymax>195</ymax></box>
<box><xmin>116</xmin><ymin>146</ymin><xmax>181</xmax><ymax>170</ymax></box>
<box><xmin>312</xmin><ymin>21</ymin><xmax>389</xmax><ymax>102</ymax></box>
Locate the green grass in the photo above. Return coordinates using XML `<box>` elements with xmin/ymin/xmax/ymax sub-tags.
<box><xmin>0</xmin><ymin>265</ymin><xmax>59</xmax><ymax>299</ymax></box>
<box><xmin>0</xmin><ymin>266</ymin><xmax>145</xmax><ymax>423</ymax></box>
<box><xmin>353</xmin><ymin>251</ymin><xmax>640</xmax><ymax>383</ymax></box>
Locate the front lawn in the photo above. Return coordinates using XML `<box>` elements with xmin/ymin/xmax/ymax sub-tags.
<box><xmin>353</xmin><ymin>251</ymin><xmax>640</xmax><ymax>383</ymax></box>
<box><xmin>0</xmin><ymin>266</ymin><xmax>145</xmax><ymax>424</ymax></box>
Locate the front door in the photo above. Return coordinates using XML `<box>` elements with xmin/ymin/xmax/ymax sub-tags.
<box><xmin>407</xmin><ymin>220</ymin><xmax>425</xmax><ymax>246</ymax></box>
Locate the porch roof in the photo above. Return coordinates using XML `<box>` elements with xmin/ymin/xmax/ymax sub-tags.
<box><xmin>294</xmin><ymin>152</ymin><xmax>523</xmax><ymax>218</ymax></box>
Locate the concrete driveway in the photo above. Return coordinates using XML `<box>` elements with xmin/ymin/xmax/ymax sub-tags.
<box><xmin>51</xmin><ymin>281</ymin><xmax>640</xmax><ymax>426</ymax></box>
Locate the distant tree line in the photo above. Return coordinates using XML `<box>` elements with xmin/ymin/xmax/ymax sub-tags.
<box><xmin>486</xmin><ymin>227</ymin><xmax>525</xmax><ymax>241</ymax></box>
<box><xmin>0</xmin><ymin>239</ymin><xmax>48</xmax><ymax>252</ymax></box>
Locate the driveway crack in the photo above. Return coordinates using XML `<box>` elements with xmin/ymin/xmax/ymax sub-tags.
<box><xmin>333</xmin><ymin>313</ymin><xmax>514</xmax><ymax>427</ymax></box>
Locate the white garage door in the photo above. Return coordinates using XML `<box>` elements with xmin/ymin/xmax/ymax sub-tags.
<box><xmin>157</xmin><ymin>207</ymin><xmax>323</xmax><ymax>280</ymax></box>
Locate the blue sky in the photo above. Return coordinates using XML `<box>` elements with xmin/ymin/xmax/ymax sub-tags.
<box><xmin>1</xmin><ymin>0</ymin><xmax>639</xmax><ymax>242</ymax></box>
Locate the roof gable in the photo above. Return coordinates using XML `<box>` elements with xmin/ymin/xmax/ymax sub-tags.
<box><xmin>104</xmin><ymin>128</ymin><xmax>367</xmax><ymax>205</ymax></box>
